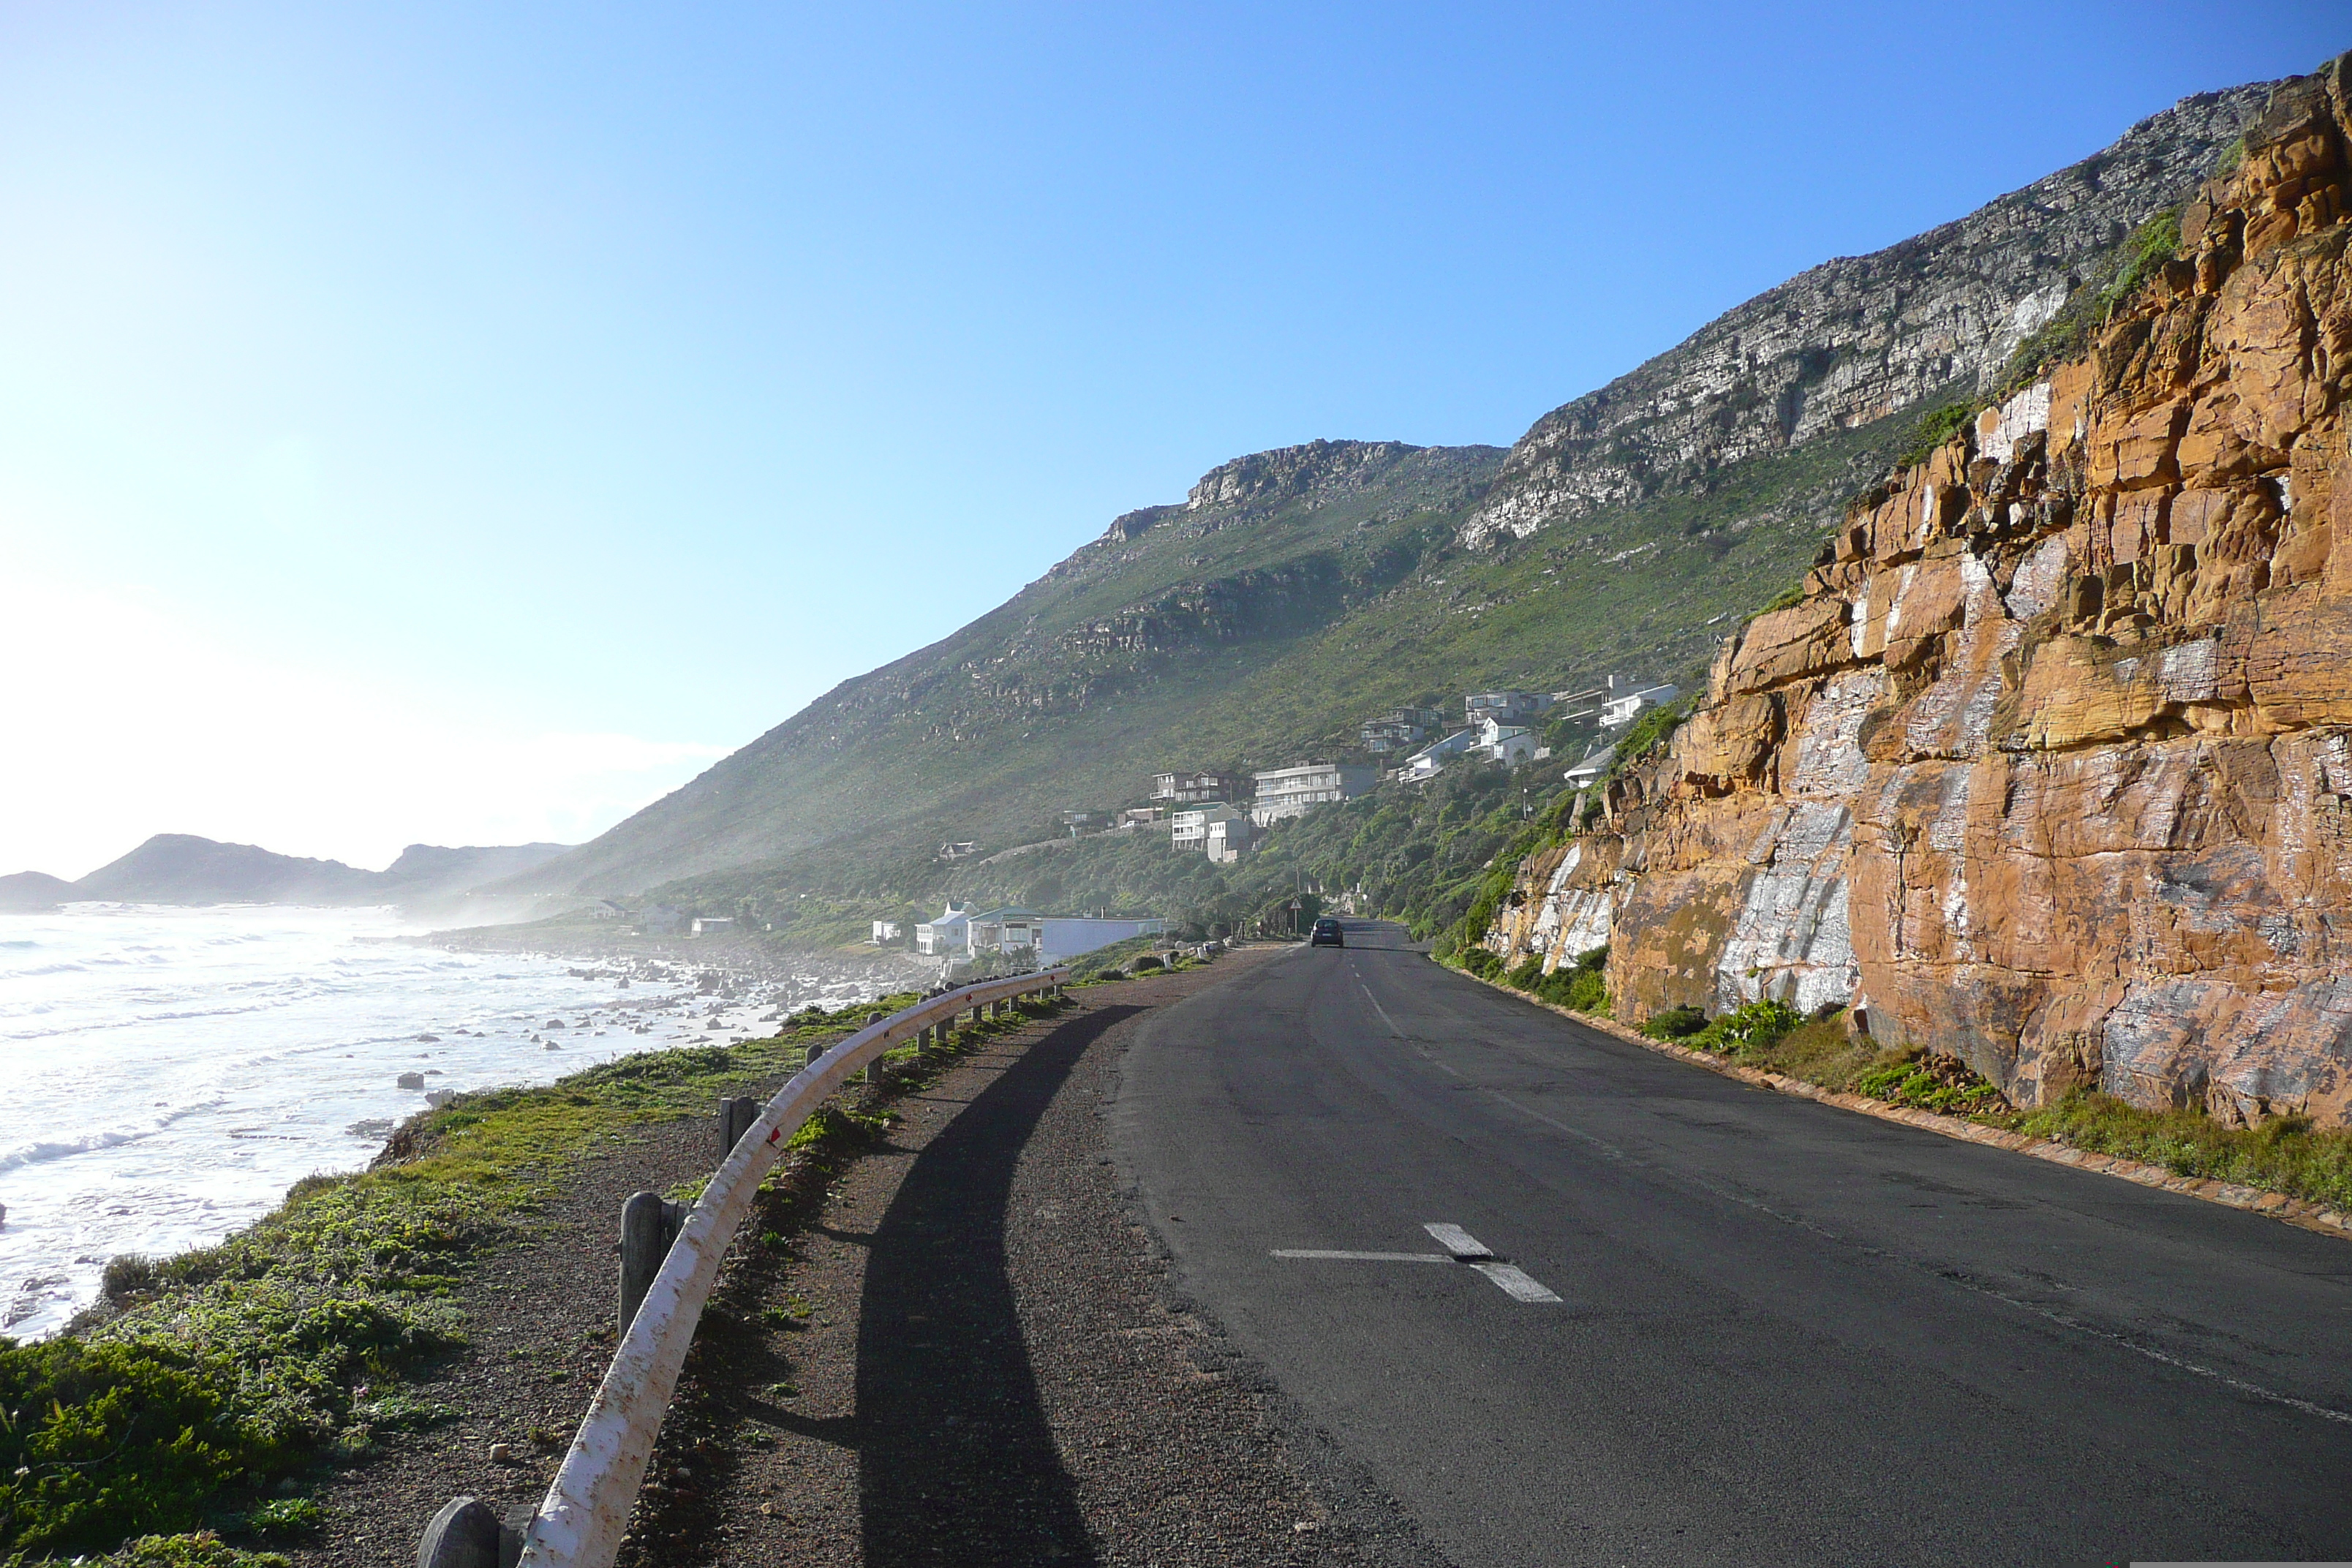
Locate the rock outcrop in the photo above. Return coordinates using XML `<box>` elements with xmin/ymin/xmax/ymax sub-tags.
<box><xmin>1485</xmin><ymin>56</ymin><xmax>2352</xmax><ymax>1126</ymax></box>
<box><xmin>1460</xmin><ymin>85</ymin><xmax>2272</xmax><ymax>549</ymax></box>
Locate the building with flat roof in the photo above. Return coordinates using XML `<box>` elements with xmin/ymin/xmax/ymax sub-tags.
<box><xmin>1171</xmin><ymin>802</ymin><xmax>1248</xmax><ymax>850</ymax></box>
<box><xmin>1153</xmin><ymin>770</ymin><xmax>1248</xmax><ymax>804</ymax></box>
<box><xmin>1250</xmin><ymin>763</ymin><xmax>1376</xmax><ymax>827</ymax></box>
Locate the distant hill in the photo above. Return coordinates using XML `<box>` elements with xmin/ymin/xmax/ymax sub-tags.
<box><xmin>0</xmin><ymin>872</ymin><xmax>75</xmax><ymax>913</ymax></box>
<box><xmin>49</xmin><ymin>835</ymin><xmax>570</xmax><ymax>908</ymax></box>
<box><xmin>489</xmin><ymin>74</ymin><xmax>2268</xmax><ymax>909</ymax></box>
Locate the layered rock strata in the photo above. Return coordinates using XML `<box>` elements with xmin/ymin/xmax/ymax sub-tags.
<box><xmin>1486</xmin><ymin>58</ymin><xmax>2352</xmax><ymax>1125</ymax></box>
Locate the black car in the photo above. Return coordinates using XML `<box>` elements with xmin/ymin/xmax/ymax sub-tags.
<box><xmin>1310</xmin><ymin>917</ymin><xmax>1345</xmax><ymax>947</ymax></box>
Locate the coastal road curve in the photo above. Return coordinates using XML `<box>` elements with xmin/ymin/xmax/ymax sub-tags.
<box><xmin>1113</xmin><ymin>921</ymin><xmax>2352</xmax><ymax>1567</ymax></box>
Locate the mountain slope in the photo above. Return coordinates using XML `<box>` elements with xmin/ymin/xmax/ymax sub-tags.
<box><xmin>502</xmin><ymin>77</ymin><xmax>2270</xmax><ymax>905</ymax></box>
<box><xmin>1463</xmin><ymin>83</ymin><xmax>2273</xmax><ymax>547</ymax></box>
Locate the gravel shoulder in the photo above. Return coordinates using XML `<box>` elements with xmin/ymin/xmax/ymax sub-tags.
<box><xmin>287</xmin><ymin>949</ymin><xmax>1444</xmax><ymax>1568</ymax></box>
<box><xmin>629</xmin><ymin>949</ymin><xmax>1447</xmax><ymax>1568</ymax></box>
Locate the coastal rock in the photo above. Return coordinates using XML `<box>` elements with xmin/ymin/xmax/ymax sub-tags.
<box><xmin>1483</xmin><ymin>57</ymin><xmax>2352</xmax><ymax>1125</ymax></box>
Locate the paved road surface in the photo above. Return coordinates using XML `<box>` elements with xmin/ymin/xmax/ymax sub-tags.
<box><xmin>1115</xmin><ymin>923</ymin><xmax>2352</xmax><ymax>1566</ymax></box>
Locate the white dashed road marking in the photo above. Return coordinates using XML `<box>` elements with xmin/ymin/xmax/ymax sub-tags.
<box><xmin>1422</xmin><ymin>1223</ymin><xmax>1493</xmax><ymax>1259</ymax></box>
<box><xmin>1272</xmin><ymin>1224</ymin><xmax>1564</xmax><ymax>1303</ymax></box>
<box><xmin>1471</xmin><ymin>1262</ymin><xmax>1565</xmax><ymax>1303</ymax></box>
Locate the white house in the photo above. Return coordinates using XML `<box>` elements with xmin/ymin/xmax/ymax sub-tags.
<box><xmin>1403</xmin><ymin>728</ymin><xmax>1482</xmax><ymax>780</ymax></box>
<box><xmin>1249</xmin><ymin>763</ymin><xmax>1376</xmax><ymax>826</ymax></box>
<box><xmin>1171</xmin><ymin>802</ymin><xmax>1248</xmax><ymax>849</ymax></box>
<box><xmin>870</xmin><ymin>919</ymin><xmax>902</xmax><ymax>944</ymax></box>
<box><xmin>1601</xmin><ymin>683</ymin><xmax>1679</xmax><ymax>728</ymax></box>
<box><xmin>1564</xmin><ymin>744</ymin><xmax>1617</xmax><ymax>788</ymax></box>
<box><xmin>1206</xmin><ymin>816</ymin><xmax>1254</xmax><ymax>863</ymax></box>
<box><xmin>690</xmin><ymin>916</ymin><xmax>736</xmax><ymax>937</ymax></box>
<box><xmin>1481</xmin><ymin>720</ymin><xmax>1539</xmax><ymax>766</ymax></box>
<box><xmin>1040</xmin><ymin>916</ymin><xmax>1166</xmax><ymax>963</ymax></box>
<box><xmin>915</xmin><ymin>902</ymin><xmax>973</xmax><ymax>957</ymax></box>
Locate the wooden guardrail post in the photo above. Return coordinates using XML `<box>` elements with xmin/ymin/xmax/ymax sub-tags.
<box><xmin>717</xmin><ymin>1097</ymin><xmax>758</xmax><ymax>1161</ymax></box>
<box><xmin>618</xmin><ymin>1192</ymin><xmax>688</xmax><ymax>1336</ymax></box>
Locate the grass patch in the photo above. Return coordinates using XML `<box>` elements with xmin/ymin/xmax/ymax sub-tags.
<box><xmin>2011</xmin><ymin>1096</ymin><xmax>2352</xmax><ymax>1212</ymax></box>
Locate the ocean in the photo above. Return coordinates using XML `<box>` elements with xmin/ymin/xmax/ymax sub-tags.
<box><xmin>0</xmin><ymin>903</ymin><xmax>752</xmax><ymax>1338</ymax></box>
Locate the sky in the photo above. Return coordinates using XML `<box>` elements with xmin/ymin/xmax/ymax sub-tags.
<box><xmin>1</xmin><ymin>1</ymin><xmax>2342</xmax><ymax>879</ymax></box>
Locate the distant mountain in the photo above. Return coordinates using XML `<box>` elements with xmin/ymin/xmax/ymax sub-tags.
<box><xmin>0</xmin><ymin>872</ymin><xmax>75</xmax><ymax>913</ymax></box>
<box><xmin>490</xmin><ymin>72</ymin><xmax>2268</xmax><ymax>907</ymax></box>
<box><xmin>51</xmin><ymin>835</ymin><xmax>571</xmax><ymax>908</ymax></box>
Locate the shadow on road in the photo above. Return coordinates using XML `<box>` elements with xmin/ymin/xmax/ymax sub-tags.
<box><xmin>856</xmin><ymin>1003</ymin><xmax>1140</xmax><ymax>1567</ymax></box>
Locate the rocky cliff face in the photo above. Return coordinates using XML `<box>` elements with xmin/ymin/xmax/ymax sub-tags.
<box><xmin>1485</xmin><ymin>57</ymin><xmax>2352</xmax><ymax>1126</ymax></box>
<box><xmin>1461</xmin><ymin>85</ymin><xmax>2272</xmax><ymax>550</ymax></box>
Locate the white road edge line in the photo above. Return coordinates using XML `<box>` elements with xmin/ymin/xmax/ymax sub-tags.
<box><xmin>1472</xmin><ymin>1261</ymin><xmax>1565</xmax><ymax>1303</ymax></box>
<box><xmin>1422</xmin><ymin>1222</ymin><xmax>1493</xmax><ymax>1259</ymax></box>
<box><xmin>1271</xmin><ymin>1249</ymin><xmax>1452</xmax><ymax>1263</ymax></box>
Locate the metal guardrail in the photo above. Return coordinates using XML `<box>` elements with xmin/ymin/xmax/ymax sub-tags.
<box><xmin>416</xmin><ymin>967</ymin><xmax>1070</xmax><ymax>1568</ymax></box>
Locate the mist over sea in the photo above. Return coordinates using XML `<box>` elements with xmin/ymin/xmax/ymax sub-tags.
<box><xmin>0</xmin><ymin>904</ymin><xmax>693</xmax><ymax>1338</ymax></box>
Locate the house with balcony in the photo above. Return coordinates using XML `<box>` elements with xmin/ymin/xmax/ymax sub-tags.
<box><xmin>1171</xmin><ymin>802</ymin><xmax>1248</xmax><ymax>851</ymax></box>
<box><xmin>1359</xmin><ymin>706</ymin><xmax>1446</xmax><ymax>754</ymax></box>
<box><xmin>1249</xmin><ymin>763</ymin><xmax>1376</xmax><ymax>826</ymax></box>
<box><xmin>1153</xmin><ymin>770</ymin><xmax>1248</xmax><ymax>804</ymax></box>
<box><xmin>1402</xmin><ymin>728</ymin><xmax>1482</xmax><ymax>781</ymax></box>
<box><xmin>1465</xmin><ymin>690</ymin><xmax>1550</xmax><ymax>728</ymax></box>
<box><xmin>1601</xmin><ymin>682</ymin><xmax>1680</xmax><ymax>728</ymax></box>
<box><xmin>1206</xmin><ymin>816</ymin><xmax>1254</xmax><ymax>863</ymax></box>
<box><xmin>915</xmin><ymin>902</ymin><xmax>973</xmax><ymax>956</ymax></box>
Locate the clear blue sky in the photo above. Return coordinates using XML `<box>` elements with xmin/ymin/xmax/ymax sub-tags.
<box><xmin>1</xmin><ymin>1</ymin><xmax>2341</xmax><ymax>877</ymax></box>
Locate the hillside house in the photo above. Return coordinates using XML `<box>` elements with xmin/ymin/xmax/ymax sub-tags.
<box><xmin>1206</xmin><ymin>816</ymin><xmax>1254</xmax><ymax>863</ymax></box>
<box><xmin>1250</xmin><ymin>763</ymin><xmax>1376</xmax><ymax>826</ymax></box>
<box><xmin>1479</xmin><ymin>717</ymin><xmax>1539</xmax><ymax>766</ymax></box>
<box><xmin>1564</xmin><ymin>744</ymin><xmax>1616</xmax><ymax>788</ymax></box>
<box><xmin>1601</xmin><ymin>682</ymin><xmax>1680</xmax><ymax>728</ymax></box>
<box><xmin>588</xmin><ymin>900</ymin><xmax>630</xmax><ymax>921</ymax></box>
<box><xmin>1359</xmin><ymin>706</ymin><xmax>1446</xmax><ymax>753</ymax></box>
<box><xmin>1403</xmin><ymin>728</ymin><xmax>1481</xmax><ymax>781</ymax></box>
<box><xmin>1465</xmin><ymin>691</ymin><xmax>1549</xmax><ymax>728</ymax></box>
<box><xmin>690</xmin><ymin>916</ymin><xmax>736</xmax><ymax>937</ymax></box>
<box><xmin>1171</xmin><ymin>802</ymin><xmax>1248</xmax><ymax>850</ymax></box>
<box><xmin>1153</xmin><ymin>771</ymin><xmax>1248</xmax><ymax>804</ymax></box>
<box><xmin>869</xmin><ymin>919</ymin><xmax>902</xmax><ymax>944</ymax></box>
<box><xmin>915</xmin><ymin>902</ymin><xmax>973</xmax><ymax>956</ymax></box>
<box><xmin>1117</xmin><ymin>807</ymin><xmax>1163</xmax><ymax>828</ymax></box>
<box><xmin>937</xmin><ymin>841</ymin><xmax>979</xmax><ymax>861</ymax></box>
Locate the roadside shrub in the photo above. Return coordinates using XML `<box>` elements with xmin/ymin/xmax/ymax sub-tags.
<box><xmin>1643</xmin><ymin>1006</ymin><xmax>1708</xmax><ymax>1041</ymax></box>
<box><xmin>102</xmin><ymin>1254</ymin><xmax>159</xmax><ymax>1305</ymax></box>
<box><xmin>0</xmin><ymin>1337</ymin><xmax>263</xmax><ymax>1557</ymax></box>
<box><xmin>1681</xmin><ymin>1000</ymin><xmax>1803</xmax><ymax>1060</ymax></box>
<box><xmin>244</xmin><ymin>1498</ymin><xmax>324</xmax><ymax>1537</ymax></box>
<box><xmin>94</xmin><ymin>1534</ymin><xmax>289</xmax><ymax>1568</ymax></box>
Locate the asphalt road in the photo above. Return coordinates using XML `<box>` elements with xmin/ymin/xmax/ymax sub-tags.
<box><xmin>1113</xmin><ymin>922</ymin><xmax>2352</xmax><ymax>1567</ymax></box>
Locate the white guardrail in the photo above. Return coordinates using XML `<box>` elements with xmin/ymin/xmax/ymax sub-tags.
<box><xmin>419</xmin><ymin>967</ymin><xmax>1069</xmax><ymax>1568</ymax></box>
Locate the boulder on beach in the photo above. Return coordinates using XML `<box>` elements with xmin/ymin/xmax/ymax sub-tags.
<box><xmin>396</xmin><ymin>1071</ymin><xmax>426</xmax><ymax>1089</ymax></box>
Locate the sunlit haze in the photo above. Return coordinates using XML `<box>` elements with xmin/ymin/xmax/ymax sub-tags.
<box><xmin>3</xmin><ymin>1</ymin><xmax>2340</xmax><ymax>878</ymax></box>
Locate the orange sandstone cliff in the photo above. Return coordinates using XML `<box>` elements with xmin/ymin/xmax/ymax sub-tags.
<box><xmin>1485</xmin><ymin>56</ymin><xmax>2352</xmax><ymax>1125</ymax></box>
